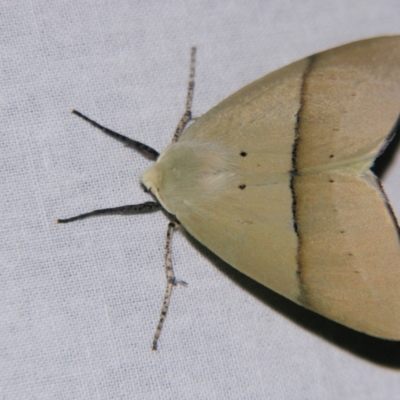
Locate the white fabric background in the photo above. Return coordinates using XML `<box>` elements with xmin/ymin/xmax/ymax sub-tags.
<box><xmin>2</xmin><ymin>1</ymin><xmax>400</xmax><ymax>399</ymax></box>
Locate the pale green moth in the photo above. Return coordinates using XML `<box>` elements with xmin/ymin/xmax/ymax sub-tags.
<box><xmin>59</xmin><ymin>37</ymin><xmax>400</xmax><ymax>350</ymax></box>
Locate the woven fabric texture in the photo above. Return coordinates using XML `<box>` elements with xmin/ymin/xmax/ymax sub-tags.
<box><xmin>2</xmin><ymin>1</ymin><xmax>400</xmax><ymax>398</ymax></box>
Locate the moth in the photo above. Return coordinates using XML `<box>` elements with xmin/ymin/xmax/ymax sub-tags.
<box><xmin>59</xmin><ymin>37</ymin><xmax>400</xmax><ymax>350</ymax></box>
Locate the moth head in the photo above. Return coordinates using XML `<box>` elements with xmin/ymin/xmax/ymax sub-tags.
<box><xmin>141</xmin><ymin>160</ymin><xmax>169</xmax><ymax>212</ymax></box>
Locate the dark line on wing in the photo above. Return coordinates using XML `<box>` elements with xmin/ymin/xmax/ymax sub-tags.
<box><xmin>372</xmin><ymin>112</ymin><xmax>400</xmax><ymax>240</ymax></box>
<box><xmin>377</xmin><ymin>112</ymin><xmax>400</xmax><ymax>157</ymax></box>
<box><xmin>290</xmin><ymin>55</ymin><xmax>315</xmax><ymax>305</ymax></box>
<box><xmin>372</xmin><ymin>112</ymin><xmax>400</xmax><ymax>178</ymax></box>
<box><xmin>375</xmin><ymin>175</ymin><xmax>400</xmax><ymax>240</ymax></box>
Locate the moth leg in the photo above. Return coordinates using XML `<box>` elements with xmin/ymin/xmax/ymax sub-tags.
<box><xmin>71</xmin><ymin>109</ymin><xmax>159</xmax><ymax>160</ymax></box>
<box><xmin>172</xmin><ymin>46</ymin><xmax>197</xmax><ymax>143</ymax></box>
<box><xmin>57</xmin><ymin>202</ymin><xmax>161</xmax><ymax>223</ymax></box>
<box><xmin>152</xmin><ymin>221</ymin><xmax>187</xmax><ymax>352</ymax></box>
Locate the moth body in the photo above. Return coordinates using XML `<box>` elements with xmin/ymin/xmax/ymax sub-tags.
<box><xmin>61</xmin><ymin>38</ymin><xmax>400</xmax><ymax>349</ymax></box>
<box><xmin>143</xmin><ymin>36</ymin><xmax>400</xmax><ymax>339</ymax></box>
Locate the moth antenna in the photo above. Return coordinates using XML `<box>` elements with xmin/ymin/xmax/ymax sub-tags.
<box><xmin>172</xmin><ymin>46</ymin><xmax>197</xmax><ymax>143</ymax></box>
<box><xmin>71</xmin><ymin>109</ymin><xmax>159</xmax><ymax>160</ymax></box>
<box><xmin>57</xmin><ymin>202</ymin><xmax>161</xmax><ymax>223</ymax></box>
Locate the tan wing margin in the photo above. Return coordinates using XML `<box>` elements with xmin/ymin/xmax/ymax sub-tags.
<box><xmin>295</xmin><ymin>169</ymin><xmax>400</xmax><ymax>339</ymax></box>
<box><xmin>296</xmin><ymin>36</ymin><xmax>400</xmax><ymax>171</ymax></box>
